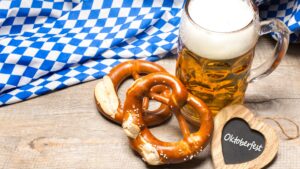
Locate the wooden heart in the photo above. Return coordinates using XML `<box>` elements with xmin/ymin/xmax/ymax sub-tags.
<box><xmin>221</xmin><ymin>118</ymin><xmax>265</xmax><ymax>164</ymax></box>
<box><xmin>211</xmin><ymin>105</ymin><xmax>279</xmax><ymax>169</ymax></box>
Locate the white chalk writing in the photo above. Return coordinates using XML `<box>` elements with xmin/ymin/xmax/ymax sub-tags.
<box><xmin>223</xmin><ymin>133</ymin><xmax>263</xmax><ymax>152</ymax></box>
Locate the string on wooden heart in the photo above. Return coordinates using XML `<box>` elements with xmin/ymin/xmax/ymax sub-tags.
<box><xmin>261</xmin><ymin>116</ymin><xmax>299</xmax><ymax>140</ymax></box>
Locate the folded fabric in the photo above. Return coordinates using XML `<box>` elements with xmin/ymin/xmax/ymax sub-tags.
<box><xmin>259</xmin><ymin>0</ymin><xmax>300</xmax><ymax>42</ymax></box>
<box><xmin>0</xmin><ymin>0</ymin><xmax>183</xmax><ymax>105</ymax></box>
<box><xmin>0</xmin><ymin>0</ymin><xmax>298</xmax><ymax>106</ymax></box>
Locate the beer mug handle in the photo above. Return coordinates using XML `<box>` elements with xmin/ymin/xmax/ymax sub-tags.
<box><xmin>248</xmin><ymin>19</ymin><xmax>290</xmax><ymax>83</ymax></box>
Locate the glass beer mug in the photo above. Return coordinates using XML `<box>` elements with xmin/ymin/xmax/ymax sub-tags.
<box><xmin>176</xmin><ymin>0</ymin><xmax>289</xmax><ymax>123</ymax></box>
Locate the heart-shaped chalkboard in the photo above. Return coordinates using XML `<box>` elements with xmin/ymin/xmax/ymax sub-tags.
<box><xmin>211</xmin><ymin>105</ymin><xmax>278</xmax><ymax>169</ymax></box>
<box><xmin>222</xmin><ymin>118</ymin><xmax>265</xmax><ymax>164</ymax></box>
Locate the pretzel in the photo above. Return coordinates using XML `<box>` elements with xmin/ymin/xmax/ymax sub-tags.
<box><xmin>122</xmin><ymin>73</ymin><xmax>213</xmax><ymax>165</ymax></box>
<box><xmin>94</xmin><ymin>60</ymin><xmax>171</xmax><ymax>126</ymax></box>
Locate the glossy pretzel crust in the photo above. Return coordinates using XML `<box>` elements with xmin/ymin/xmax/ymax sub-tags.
<box><xmin>95</xmin><ymin>60</ymin><xmax>172</xmax><ymax>126</ymax></box>
<box><xmin>122</xmin><ymin>73</ymin><xmax>213</xmax><ymax>165</ymax></box>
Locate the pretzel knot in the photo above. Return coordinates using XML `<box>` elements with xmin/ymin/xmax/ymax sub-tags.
<box><xmin>94</xmin><ymin>60</ymin><xmax>172</xmax><ymax>126</ymax></box>
<box><xmin>122</xmin><ymin>73</ymin><xmax>213</xmax><ymax>165</ymax></box>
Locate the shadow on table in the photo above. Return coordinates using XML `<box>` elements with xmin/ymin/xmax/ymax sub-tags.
<box><xmin>287</xmin><ymin>43</ymin><xmax>300</xmax><ymax>57</ymax></box>
<box><xmin>263</xmin><ymin>154</ymin><xmax>278</xmax><ymax>169</ymax></box>
<box><xmin>129</xmin><ymin>144</ymin><xmax>212</xmax><ymax>169</ymax></box>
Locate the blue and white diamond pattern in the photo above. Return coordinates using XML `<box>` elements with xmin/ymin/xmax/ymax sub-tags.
<box><xmin>259</xmin><ymin>0</ymin><xmax>300</xmax><ymax>42</ymax></box>
<box><xmin>0</xmin><ymin>0</ymin><xmax>298</xmax><ymax>106</ymax></box>
<box><xmin>0</xmin><ymin>0</ymin><xmax>183</xmax><ymax>106</ymax></box>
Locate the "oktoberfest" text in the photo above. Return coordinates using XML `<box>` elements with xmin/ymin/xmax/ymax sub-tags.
<box><xmin>223</xmin><ymin>133</ymin><xmax>263</xmax><ymax>152</ymax></box>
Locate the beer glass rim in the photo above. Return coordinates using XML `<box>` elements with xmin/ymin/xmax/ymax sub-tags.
<box><xmin>184</xmin><ymin>0</ymin><xmax>258</xmax><ymax>34</ymax></box>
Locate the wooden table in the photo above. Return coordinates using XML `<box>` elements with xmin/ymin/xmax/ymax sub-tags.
<box><xmin>0</xmin><ymin>37</ymin><xmax>299</xmax><ymax>169</ymax></box>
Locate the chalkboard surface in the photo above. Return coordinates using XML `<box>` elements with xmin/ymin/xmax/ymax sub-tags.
<box><xmin>221</xmin><ymin>118</ymin><xmax>265</xmax><ymax>164</ymax></box>
<box><xmin>212</xmin><ymin>105</ymin><xmax>278</xmax><ymax>169</ymax></box>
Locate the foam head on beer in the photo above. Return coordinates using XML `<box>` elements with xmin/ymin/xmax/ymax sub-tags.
<box><xmin>180</xmin><ymin>0</ymin><xmax>259</xmax><ymax>60</ymax></box>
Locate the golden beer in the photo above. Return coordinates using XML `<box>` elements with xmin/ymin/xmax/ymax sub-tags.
<box><xmin>176</xmin><ymin>45</ymin><xmax>254</xmax><ymax>117</ymax></box>
<box><xmin>177</xmin><ymin>0</ymin><xmax>289</xmax><ymax>124</ymax></box>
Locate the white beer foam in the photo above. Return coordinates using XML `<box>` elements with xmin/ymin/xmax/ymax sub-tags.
<box><xmin>180</xmin><ymin>0</ymin><xmax>259</xmax><ymax>60</ymax></box>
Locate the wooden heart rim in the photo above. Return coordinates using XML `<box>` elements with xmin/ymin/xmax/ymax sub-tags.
<box><xmin>211</xmin><ymin>105</ymin><xmax>279</xmax><ymax>169</ymax></box>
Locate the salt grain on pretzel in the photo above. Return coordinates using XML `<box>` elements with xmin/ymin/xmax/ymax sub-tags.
<box><xmin>122</xmin><ymin>73</ymin><xmax>213</xmax><ymax>165</ymax></box>
<box><xmin>95</xmin><ymin>60</ymin><xmax>172</xmax><ymax>126</ymax></box>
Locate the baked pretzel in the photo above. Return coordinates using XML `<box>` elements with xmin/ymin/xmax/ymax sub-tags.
<box><xmin>122</xmin><ymin>73</ymin><xmax>213</xmax><ymax>165</ymax></box>
<box><xmin>94</xmin><ymin>60</ymin><xmax>171</xmax><ymax>126</ymax></box>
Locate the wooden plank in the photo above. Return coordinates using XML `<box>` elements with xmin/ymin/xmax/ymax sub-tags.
<box><xmin>0</xmin><ymin>37</ymin><xmax>299</xmax><ymax>169</ymax></box>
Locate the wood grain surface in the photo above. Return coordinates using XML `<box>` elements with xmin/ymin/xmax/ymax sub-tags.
<box><xmin>0</xmin><ymin>37</ymin><xmax>299</xmax><ymax>169</ymax></box>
